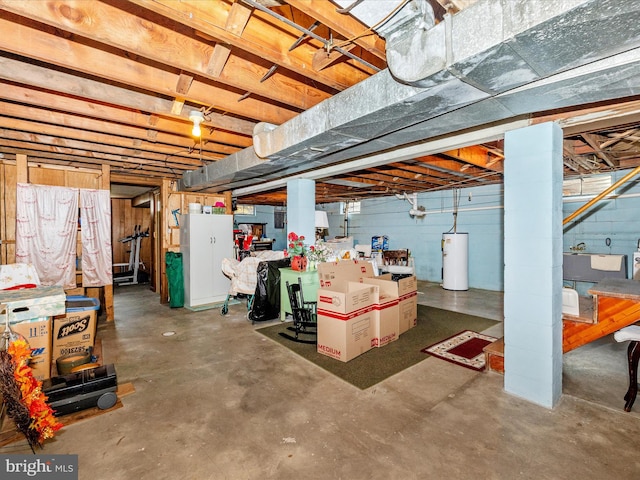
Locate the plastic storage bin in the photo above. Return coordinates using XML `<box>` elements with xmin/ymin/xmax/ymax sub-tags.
<box><xmin>66</xmin><ymin>295</ymin><xmax>100</xmax><ymax>313</ymax></box>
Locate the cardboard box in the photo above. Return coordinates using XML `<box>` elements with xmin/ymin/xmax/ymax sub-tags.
<box><xmin>371</xmin><ymin>235</ymin><xmax>389</xmax><ymax>251</ymax></box>
<box><xmin>398</xmin><ymin>293</ymin><xmax>418</xmax><ymax>334</ymax></box>
<box><xmin>10</xmin><ymin>316</ymin><xmax>52</xmax><ymax>381</ymax></box>
<box><xmin>317</xmin><ymin>261</ymin><xmax>407</xmax><ymax>346</ymax></box>
<box><xmin>316</xmin><ymin>282</ymin><xmax>376</xmax><ymax>362</ymax></box>
<box><xmin>317</xmin><ymin>260</ymin><xmax>375</xmax><ymax>289</ymax></box>
<box><xmin>51</xmin><ymin>296</ymin><xmax>99</xmax><ymax>374</ymax></box>
<box><xmin>364</xmin><ymin>274</ymin><xmax>418</xmax><ymax>335</ymax></box>
<box><xmin>369</xmin><ymin>280</ymin><xmax>399</xmax><ymax>347</ymax></box>
<box><xmin>0</xmin><ymin>285</ymin><xmax>66</xmax><ymax>382</ymax></box>
<box><xmin>371</xmin><ymin>299</ymin><xmax>399</xmax><ymax>347</ymax></box>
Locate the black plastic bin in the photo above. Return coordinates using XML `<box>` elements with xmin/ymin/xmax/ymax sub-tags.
<box><xmin>165</xmin><ymin>251</ymin><xmax>184</xmax><ymax>308</ymax></box>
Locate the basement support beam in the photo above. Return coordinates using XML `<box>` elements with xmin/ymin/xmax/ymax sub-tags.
<box><xmin>16</xmin><ymin>153</ymin><xmax>27</xmax><ymax>183</ymax></box>
<box><xmin>503</xmin><ymin>122</ymin><xmax>563</xmax><ymax>409</ymax></box>
<box><xmin>286</xmin><ymin>179</ymin><xmax>315</xmax><ymax>250</ymax></box>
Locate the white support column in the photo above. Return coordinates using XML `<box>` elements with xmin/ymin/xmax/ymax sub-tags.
<box><xmin>503</xmin><ymin>122</ymin><xmax>563</xmax><ymax>408</ymax></box>
<box><xmin>286</xmin><ymin>179</ymin><xmax>315</xmax><ymax>248</ymax></box>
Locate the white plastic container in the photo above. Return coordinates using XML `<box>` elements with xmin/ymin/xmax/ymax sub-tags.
<box><xmin>188</xmin><ymin>203</ymin><xmax>202</xmax><ymax>214</ymax></box>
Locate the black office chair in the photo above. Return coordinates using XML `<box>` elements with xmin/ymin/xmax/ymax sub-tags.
<box><xmin>279</xmin><ymin>278</ymin><xmax>317</xmax><ymax>344</ymax></box>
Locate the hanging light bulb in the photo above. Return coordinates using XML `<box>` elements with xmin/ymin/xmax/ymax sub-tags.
<box><xmin>189</xmin><ymin>110</ymin><xmax>205</xmax><ymax>137</ymax></box>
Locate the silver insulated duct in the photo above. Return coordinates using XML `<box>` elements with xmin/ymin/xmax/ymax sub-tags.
<box><xmin>181</xmin><ymin>0</ymin><xmax>640</xmax><ymax>193</ymax></box>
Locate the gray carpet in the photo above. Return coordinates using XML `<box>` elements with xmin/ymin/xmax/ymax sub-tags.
<box><xmin>256</xmin><ymin>305</ymin><xmax>499</xmax><ymax>389</ymax></box>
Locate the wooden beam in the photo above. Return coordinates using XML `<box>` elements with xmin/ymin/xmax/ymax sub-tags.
<box><xmin>0</xmin><ymin>131</ymin><xmax>214</xmax><ymax>169</ymax></box>
<box><xmin>16</xmin><ymin>153</ymin><xmax>27</xmax><ymax>183</ymax></box>
<box><xmin>0</xmin><ymin>17</ymin><xmax>292</xmax><ymax>128</ymax></box>
<box><xmin>226</xmin><ymin>1</ymin><xmax>253</xmax><ymax>36</ymax></box>
<box><xmin>206</xmin><ymin>43</ymin><xmax>232</xmax><ymax>77</ymax></box>
<box><xmin>581</xmin><ymin>133</ymin><xmax>616</xmax><ymax>167</ymax></box>
<box><xmin>170</xmin><ymin>98</ymin><xmax>185</xmax><ymax>116</ymax></box>
<box><xmin>0</xmin><ymin>0</ymin><xmax>332</xmax><ymax>108</ymax></box>
<box><xmin>312</xmin><ymin>43</ymin><xmax>356</xmax><ymax>71</ymax></box>
<box><xmin>159</xmin><ymin>178</ymin><xmax>172</xmax><ymax>304</ymax></box>
<box><xmin>175</xmin><ymin>73</ymin><xmax>194</xmax><ymax>95</ymax></box>
<box><xmin>0</xmin><ymin>82</ymin><xmax>253</xmax><ymax>147</ymax></box>
<box><xmin>0</xmin><ymin>104</ymin><xmax>238</xmax><ymax>158</ymax></box>
<box><xmin>129</xmin><ymin>0</ymin><xmax>373</xmax><ymax>89</ymax></box>
<box><xmin>101</xmin><ymin>164</ymin><xmax>110</xmax><ymax>190</ymax></box>
<box><xmin>286</xmin><ymin>0</ymin><xmax>386</xmax><ymax>60</ymax></box>
<box><xmin>442</xmin><ymin>145</ymin><xmax>504</xmax><ymax>172</ymax></box>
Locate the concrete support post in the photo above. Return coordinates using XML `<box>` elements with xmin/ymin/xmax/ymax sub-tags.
<box><xmin>286</xmin><ymin>179</ymin><xmax>315</xmax><ymax>249</ymax></box>
<box><xmin>503</xmin><ymin>122</ymin><xmax>563</xmax><ymax>408</ymax></box>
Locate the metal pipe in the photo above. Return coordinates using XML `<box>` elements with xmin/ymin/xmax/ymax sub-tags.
<box><xmin>563</xmin><ymin>165</ymin><xmax>640</xmax><ymax>225</ymax></box>
<box><xmin>240</xmin><ymin>0</ymin><xmax>381</xmax><ymax>72</ymax></box>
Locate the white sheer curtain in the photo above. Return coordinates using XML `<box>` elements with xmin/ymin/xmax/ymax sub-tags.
<box><xmin>15</xmin><ymin>183</ymin><xmax>79</xmax><ymax>288</ymax></box>
<box><xmin>80</xmin><ymin>189</ymin><xmax>113</xmax><ymax>286</ymax></box>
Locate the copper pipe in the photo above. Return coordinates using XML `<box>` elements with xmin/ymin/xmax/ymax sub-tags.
<box><xmin>563</xmin><ymin>165</ymin><xmax>640</xmax><ymax>225</ymax></box>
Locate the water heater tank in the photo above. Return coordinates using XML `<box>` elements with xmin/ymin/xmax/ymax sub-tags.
<box><xmin>442</xmin><ymin>232</ymin><xmax>468</xmax><ymax>291</ymax></box>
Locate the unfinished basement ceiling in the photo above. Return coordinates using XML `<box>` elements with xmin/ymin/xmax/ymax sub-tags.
<box><xmin>2</xmin><ymin>0</ymin><xmax>640</xmax><ymax>204</ymax></box>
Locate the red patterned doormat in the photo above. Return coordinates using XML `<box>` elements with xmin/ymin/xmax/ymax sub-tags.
<box><xmin>421</xmin><ymin>330</ymin><xmax>498</xmax><ymax>372</ymax></box>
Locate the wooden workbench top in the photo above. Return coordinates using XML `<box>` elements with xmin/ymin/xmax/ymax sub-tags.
<box><xmin>588</xmin><ymin>278</ymin><xmax>640</xmax><ymax>300</ymax></box>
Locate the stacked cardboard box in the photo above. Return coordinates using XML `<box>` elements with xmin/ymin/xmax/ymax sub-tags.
<box><xmin>369</xmin><ymin>279</ymin><xmax>399</xmax><ymax>347</ymax></box>
<box><xmin>0</xmin><ymin>287</ymin><xmax>102</xmax><ymax>380</ymax></box>
<box><xmin>364</xmin><ymin>274</ymin><xmax>417</xmax><ymax>335</ymax></box>
<box><xmin>316</xmin><ymin>281</ymin><xmax>377</xmax><ymax>362</ymax></box>
<box><xmin>1</xmin><ymin>285</ymin><xmax>66</xmax><ymax>381</ymax></box>
<box><xmin>316</xmin><ymin>260</ymin><xmax>417</xmax><ymax>361</ymax></box>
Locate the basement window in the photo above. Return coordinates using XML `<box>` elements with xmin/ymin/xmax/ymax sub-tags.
<box><xmin>343</xmin><ymin>201</ymin><xmax>361</xmax><ymax>214</ymax></box>
<box><xmin>234</xmin><ymin>204</ymin><xmax>255</xmax><ymax>215</ymax></box>
<box><xmin>563</xmin><ymin>174</ymin><xmax>612</xmax><ymax>197</ymax></box>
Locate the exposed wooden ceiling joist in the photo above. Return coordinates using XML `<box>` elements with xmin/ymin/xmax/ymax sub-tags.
<box><xmin>0</xmin><ymin>0</ymin><xmax>639</xmax><ymax>204</ymax></box>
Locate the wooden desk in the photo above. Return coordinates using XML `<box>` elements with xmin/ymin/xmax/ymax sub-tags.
<box><xmin>279</xmin><ymin>268</ymin><xmax>319</xmax><ymax>321</ymax></box>
<box><xmin>563</xmin><ymin>278</ymin><xmax>640</xmax><ymax>353</ymax></box>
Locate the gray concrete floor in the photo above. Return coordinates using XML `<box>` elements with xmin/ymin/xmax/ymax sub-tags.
<box><xmin>2</xmin><ymin>281</ymin><xmax>639</xmax><ymax>479</ymax></box>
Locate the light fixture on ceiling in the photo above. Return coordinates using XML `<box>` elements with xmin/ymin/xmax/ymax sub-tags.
<box><xmin>189</xmin><ymin>110</ymin><xmax>205</xmax><ymax>137</ymax></box>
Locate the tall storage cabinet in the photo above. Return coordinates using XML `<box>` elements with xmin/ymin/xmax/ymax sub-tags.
<box><xmin>180</xmin><ymin>214</ymin><xmax>233</xmax><ymax>308</ymax></box>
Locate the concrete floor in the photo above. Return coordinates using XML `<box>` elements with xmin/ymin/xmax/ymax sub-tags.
<box><xmin>2</xmin><ymin>281</ymin><xmax>640</xmax><ymax>479</ymax></box>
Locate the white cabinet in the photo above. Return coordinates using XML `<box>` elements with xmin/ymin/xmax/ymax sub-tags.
<box><xmin>180</xmin><ymin>214</ymin><xmax>233</xmax><ymax>307</ymax></box>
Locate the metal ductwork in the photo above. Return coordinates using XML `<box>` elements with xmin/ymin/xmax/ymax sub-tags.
<box><xmin>181</xmin><ymin>0</ymin><xmax>640</xmax><ymax>193</ymax></box>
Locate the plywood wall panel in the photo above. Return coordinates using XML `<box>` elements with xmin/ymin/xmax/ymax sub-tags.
<box><xmin>28</xmin><ymin>166</ymin><xmax>100</xmax><ymax>189</ymax></box>
<box><xmin>28</xmin><ymin>167</ymin><xmax>66</xmax><ymax>186</ymax></box>
<box><xmin>0</xmin><ymin>163</ymin><xmax>17</xmax><ymax>264</ymax></box>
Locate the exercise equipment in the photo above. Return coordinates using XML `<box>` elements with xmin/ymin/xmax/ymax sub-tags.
<box><xmin>113</xmin><ymin>225</ymin><xmax>149</xmax><ymax>285</ymax></box>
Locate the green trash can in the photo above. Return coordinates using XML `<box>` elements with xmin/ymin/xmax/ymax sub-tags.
<box><xmin>165</xmin><ymin>251</ymin><xmax>184</xmax><ymax>308</ymax></box>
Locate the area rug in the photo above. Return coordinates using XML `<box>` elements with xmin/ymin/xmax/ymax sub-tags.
<box><xmin>421</xmin><ymin>330</ymin><xmax>498</xmax><ymax>372</ymax></box>
<box><xmin>256</xmin><ymin>305</ymin><xmax>498</xmax><ymax>389</ymax></box>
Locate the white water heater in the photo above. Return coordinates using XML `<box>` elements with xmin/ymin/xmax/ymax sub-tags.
<box><xmin>442</xmin><ymin>232</ymin><xmax>469</xmax><ymax>291</ymax></box>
